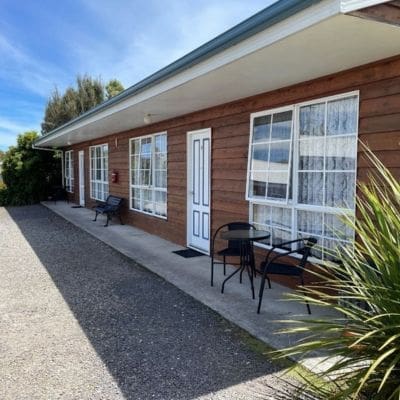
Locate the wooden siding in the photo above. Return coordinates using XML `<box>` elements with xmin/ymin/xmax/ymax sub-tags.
<box><xmin>349</xmin><ymin>1</ymin><xmax>400</xmax><ymax>27</ymax></box>
<box><xmin>65</xmin><ymin>55</ymin><xmax>400</xmax><ymax>287</ymax></box>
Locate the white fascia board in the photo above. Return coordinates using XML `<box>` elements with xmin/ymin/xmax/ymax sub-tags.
<box><xmin>340</xmin><ymin>0</ymin><xmax>390</xmax><ymax>13</ymax></box>
<box><xmin>36</xmin><ymin>0</ymin><xmax>341</xmax><ymax>147</ymax></box>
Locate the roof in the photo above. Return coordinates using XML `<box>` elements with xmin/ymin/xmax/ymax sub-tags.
<box><xmin>35</xmin><ymin>0</ymin><xmax>396</xmax><ymax>147</ymax></box>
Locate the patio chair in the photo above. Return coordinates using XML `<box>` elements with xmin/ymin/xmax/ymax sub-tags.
<box><xmin>210</xmin><ymin>222</ymin><xmax>256</xmax><ymax>286</ymax></box>
<box><xmin>257</xmin><ymin>237</ymin><xmax>317</xmax><ymax>314</ymax></box>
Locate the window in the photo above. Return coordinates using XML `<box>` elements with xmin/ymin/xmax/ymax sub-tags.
<box><xmin>65</xmin><ymin>150</ymin><xmax>74</xmax><ymax>193</ymax></box>
<box><xmin>129</xmin><ymin>132</ymin><xmax>167</xmax><ymax>218</ymax></box>
<box><xmin>247</xmin><ymin>92</ymin><xmax>358</xmax><ymax>260</ymax></box>
<box><xmin>90</xmin><ymin>144</ymin><xmax>108</xmax><ymax>201</ymax></box>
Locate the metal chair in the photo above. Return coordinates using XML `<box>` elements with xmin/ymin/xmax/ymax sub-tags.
<box><xmin>257</xmin><ymin>237</ymin><xmax>317</xmax><ymax>314</ymax></box>
<box><xmin>210</xmin><ymin>222</ymin><xmax>256</xmax><ymax>286</ymax></box>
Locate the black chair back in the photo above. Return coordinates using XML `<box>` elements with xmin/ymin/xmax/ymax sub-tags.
<box><xmin>297</xmin><ymin>237</ymin><xmax>318</xmax><ymax>269</ymax></box>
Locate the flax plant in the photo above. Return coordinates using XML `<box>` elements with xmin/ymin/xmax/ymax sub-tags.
<box><xmin>276</xmin><ymin>149</ymin><xmax>400</xmax><ymax>399</ymax></box>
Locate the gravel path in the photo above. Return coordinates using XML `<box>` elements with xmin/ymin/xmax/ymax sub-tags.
<box><xmin>0</xmin><ymin>205</ymin><xmax>292</xmax><ymax>400</ymax></box>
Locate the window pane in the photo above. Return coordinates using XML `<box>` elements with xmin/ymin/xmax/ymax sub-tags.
<box><xmin>251</xmin><ymin>144</ymin><xmax>269</xmax><ymax>167</ymax></box>
<box><xmin>155</xmin><ymin>171</ymin><xmax>167</xmax><ymax>188</ymax></box>
<box><xmin>297</xmin><ymin>211</ymin><xmax>323</xmax><ymax>236</ymax></box>
<box><xmin>298</xmin><ymin>172</ymin><xmax>323</xmax><ymax>205</ymax></box>
<box><xmin>271</xmin><ymin>111</ymin><xmax>292</xmax><ymax>140</ymax></box>
<box><xmin>299</xmin><ymin>138</ymin><xmax>324</xmax><ymax>170</ymax></box>
<box><xmin>326</xmin><ymin>136</ymin><xmax>356</xmax><ymax>171</ymax></box>
<box><xmin>104</xmin><ymin>169</ymin><xmax>109</xmax><ymax>182</ymax></box>
<box><xmin>142</xmin><ymin>189</ymin><xmax>153</xmax><ymax>213</ymax></box>
<box><xmin>155</xmin><ymin>153</ymin><xmax>167</xmax><ymax>170</ymax></box>
<box><xmin>140</xmin><ymin>170</ymin><xmax>150</xmax><ymax>186</ymax></box>
<box><xmin>271</xmin><ymin>228</ymin><xmax>291</xmax><ymax>246</ymax></box>
<box><xmin>131</xmin><ymin>155</ymin><xmax>139</xmax><ymax>170</ymax></box>
<box><xmin>249</xmin><ymin>177</ymin><xmax>266</xmax><ymax>198</ymax></box>
<box><xmin>131</xmin><ymin>169</ymin><xmax>139</xmax><ymax>185</ymax></box>
<box><xmin>271</xmin><ymin>207</ymin><xmax>291</xmax><ymax>230</ymax></box>
<box><xmin>327</xmin><ymin>96</ymin><xmax>358</xmax><ymax>136</ymax></box>
<box><xmin>325</xmin><ymin>172</ymin><xmax>355</xmax><ymax>208</ymax></box>
<box><xmin>269</xmin><ymin>142</ymin><xmax>290</xmax><ymax>169</ymax></box>
<box><xmin>155</xmin><ymin>134</ymin><xmax>167</xmax><ymax>153</ymax></box>
<box><xmin>154</xmin><ymin>190</ymin><xmax>167</xmax><ymax>216</ymax></box>
<box><xmin>253</xmin><ymin>203</ymin><xmax>270</xmax><ymax>227</ymax></box>
<box><xmin>253</xmin><ymin>115</ymin><xmax>271</xmax><ymax>143</ymax></box>
<box><xmin>324</xmin><ymin>213</ymin><xmax>354</xmax><ymax>241</ymax></box>
<box><xmin>104</xmin><ymin>159</ymin><xmax>108</xmax><ymax>178</ymax></box>
<box><xmin>141</xmin><ymin>138</ymin><xmax>151</xmax><ymax>154</ymax></box>
<box><xmin>140</xmin><ymin>155</ymin><xmax>151</xmax><ymax>170</ymax></box>
<box><xmin>96</xmin><ymin>156</ymin><xmax>101</xmax><ymax>172</ymax></box>
<box><xmin>131</xmin><ymin>188</ymin><xmax>141</xmax><ymax>210</ymax></box>
<box><xmin>299</xmin><ymin>103</ymin><xmax>325</xmax><ymax>137</ymax></box>
<box><xmin>131</xmin><ymin>139</ymin><xmax>140</xmax><ymax>155</ymax></box>
<box><xmin>267</xmin><ymin>172</ymin><xmax>288</xmax><ymax>199</ymax></box>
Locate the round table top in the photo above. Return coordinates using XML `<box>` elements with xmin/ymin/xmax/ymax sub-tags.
<box><xmin>220</xmin><ymin>229</ymin><xmax>270</xmax><ymax>241</ymax></box>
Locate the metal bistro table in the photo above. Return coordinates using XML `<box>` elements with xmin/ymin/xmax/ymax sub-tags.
<box><xmin>220</xmin><ymin>229</ymin><xmax>270</xmax><ymax>299</ymax></box>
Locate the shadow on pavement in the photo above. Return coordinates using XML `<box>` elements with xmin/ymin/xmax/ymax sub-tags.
<box><xmin>5</xmin><ymin>205</ymin><xmax>288</xmax><ymax>400</ymax></box>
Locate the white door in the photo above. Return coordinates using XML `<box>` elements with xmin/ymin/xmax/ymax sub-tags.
<box><xmin>78</xmin><ymin>150</ymin><xmax>85</xmax><ymax>206</ymax></box>
<box><xmin>187</xmin><ymin>128</ymin><xmax>211</xmax><ymax>254</ymax></box>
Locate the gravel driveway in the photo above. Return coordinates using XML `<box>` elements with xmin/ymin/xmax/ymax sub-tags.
<box><xmin>0</xmin><ymin>205</ymin><xmax>292</xmax><ymax>400</ymax></box>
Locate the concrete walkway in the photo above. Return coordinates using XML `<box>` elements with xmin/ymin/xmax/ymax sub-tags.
<box><xmin>42</xmin><ymin>201</ymin><xmax>336</xmax><ymax>372</ymax></box>
<box><xmin>1</xmin><ymin>205</ymin><xmax>296</xmax><ymax>400</ymax></box>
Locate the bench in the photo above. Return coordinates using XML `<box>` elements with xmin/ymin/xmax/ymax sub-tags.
<box><xmin>93</xmin><ymin>195</ymin><xmax>124</xmax><ymax>227</ymax></box>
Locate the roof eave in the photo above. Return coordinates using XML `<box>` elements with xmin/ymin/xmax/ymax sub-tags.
<box><xmin>35</xmin><ymin>0</ymin><xmax>323</xmax><ymax>147</ymax></box>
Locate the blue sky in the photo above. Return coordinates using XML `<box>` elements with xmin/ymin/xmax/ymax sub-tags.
<box><xmin>0</xmin><ymin>0</ymin><xmax>277</xmax><ymax>151</ymax></box>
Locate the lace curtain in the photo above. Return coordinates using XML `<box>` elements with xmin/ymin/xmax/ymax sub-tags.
<box><xmin>250</xmin><ymin>94</ymin><xmax>358</xmax><ymax>260</ymax></box>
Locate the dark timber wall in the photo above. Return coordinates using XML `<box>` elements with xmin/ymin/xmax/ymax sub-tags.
<box><xmin>66</xmin><ymin>55</ymin><xmax>400</xmax><ymax>272</ymax></box>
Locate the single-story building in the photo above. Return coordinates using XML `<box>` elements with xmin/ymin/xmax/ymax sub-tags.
<box><xmin>35</xmin><ymin>0</ymin><xmax>400</xmax><ymax>276</ymax></box>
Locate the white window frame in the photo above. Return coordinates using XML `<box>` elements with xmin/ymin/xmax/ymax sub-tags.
<box><xmin>247</xmin><ymin>91</ymin><xmax>359</xmax><ymax>261</ymax></box>
<box><xmin>245</xmin><ymin>105</ymin><xmax>294</xmax><ymax>205</ymax></box>
<box><xmin>65</xmin><ymin>150</ymin><xmax>74</xmax><ymax>193</ymax></box>
<box><xmin>129</xmin><ymin>132</ymin><xmax>167</xmax><ymax>219</ymax></box>
<box><xmin>89</xmin><ymin>143</ymin><xmax>109</xmax><ymax>202</ymax></box>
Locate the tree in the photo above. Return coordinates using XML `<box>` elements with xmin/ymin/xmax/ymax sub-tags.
<box><xmin>41</xmin><ymin>88</ymin><xmax>64</xmax><ymax>134</ymax></box>
<box><xmin>106</xmin><ymin>79</ymin><xmax>124</xmax><ymax>99</ymax></box>
<box><xmin>277</xmin><ymin>150</ymin><xmax>400</xmax><ymax>399</ymax></box>
<box><xmin>0</xmin><ymin>131</ymin><xmax>61</xmax><ymax>205</ymax></box>
<box><xmin>41</xmin><ymin>75</ymin><xmax>124</xmax><ymax>135</ymax></box>
<box><xmin>76</xmin><ymin>75</ymin><xmax>104</xmax><ymax>113</ymax></box>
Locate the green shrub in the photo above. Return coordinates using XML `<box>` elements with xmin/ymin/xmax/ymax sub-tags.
<box><xmin>1</xmin><ymin>131</ymin><xmax>61</xmax><ymax>206</ymax></box>
<box><xmin>0</xmin><ymin>187</ymin><xmax>9</xmax><ymax>206</ymax></box>
<box><xmin>277</xmin><ymin>149</ymin><xmax>400</xmax><ymax>399</ymax></box>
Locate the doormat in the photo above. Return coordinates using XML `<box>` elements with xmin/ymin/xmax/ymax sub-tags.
<box><xmin>173</xmin><ymin>249</ymin><xmax>205</xmax><ymax>258</ymax></box>
<box><xmin>71</xmin><ymin>205</ymin><xmax>83</xmax><ymax>208</ymax></box>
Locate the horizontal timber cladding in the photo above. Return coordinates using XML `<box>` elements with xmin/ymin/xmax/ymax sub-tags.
<box><xmin>65</xmin><ymin>55</ymin><xmax>400</xmax><ymax>272</ymax></box>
